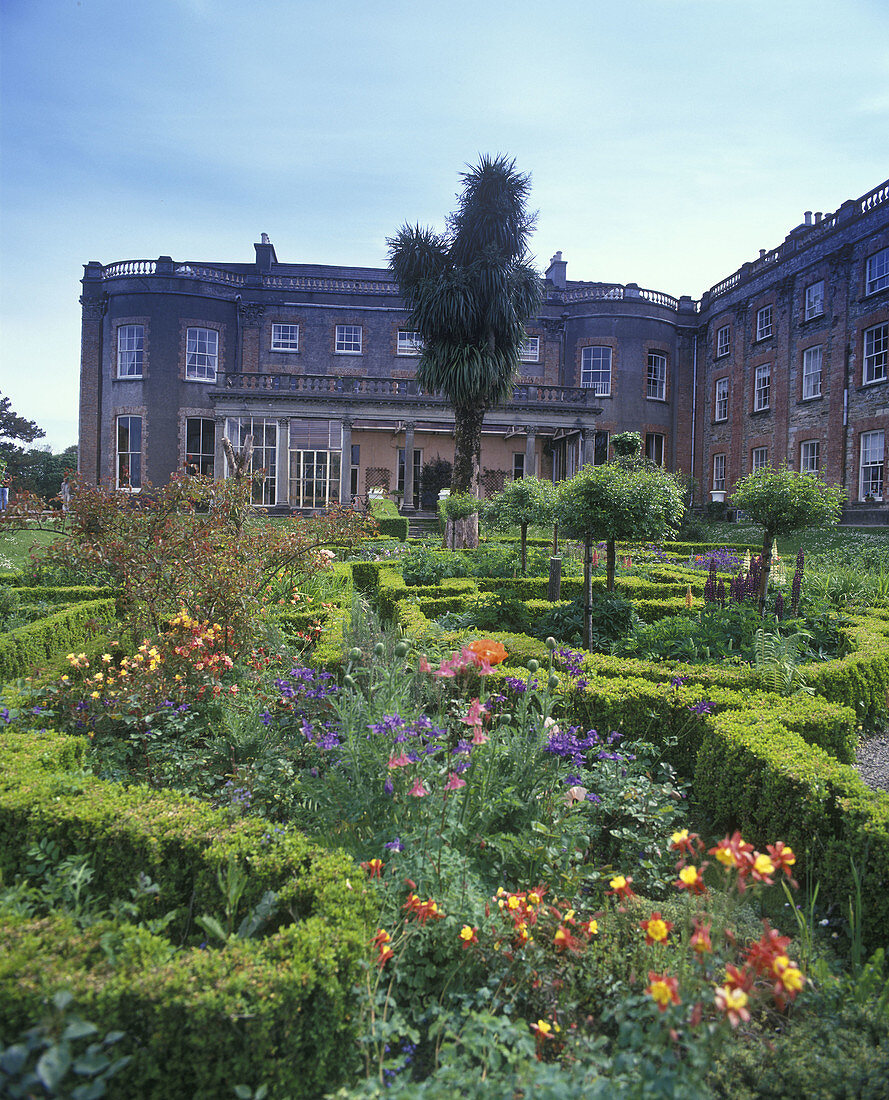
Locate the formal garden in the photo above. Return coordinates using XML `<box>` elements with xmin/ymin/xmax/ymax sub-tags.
<box><xmin>0</xmin><ymin>455</ymin><xmax>888</xmax><ymax>1099</ymax></box>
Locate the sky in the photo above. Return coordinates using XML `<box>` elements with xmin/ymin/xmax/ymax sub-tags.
<box><xmin>1</xmin><ymin>0</ymin><xmax>888</xmax><ymax>450</ymax></box>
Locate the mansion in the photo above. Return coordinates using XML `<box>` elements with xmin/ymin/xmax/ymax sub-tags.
<box><xmin>78</xmin><ymin>178</ymin><xmax>889</xmax><ymax>516</ymax></box>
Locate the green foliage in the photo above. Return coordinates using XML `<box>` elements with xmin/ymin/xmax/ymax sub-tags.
<box><xmin>0</xmin><ymin>598</ymin><xmax>117</xmax><ymax>683</ymax></box>
<box><xmin>559</xmin><ymin>465</ymin><xmax>685</xmax><ymax>546</ymax></box>
<box><xmin>442</xmin><ymin>492</ymin><xmax>481</xmax><ymax>520</ymax></box>
<box><xmin>730</xmin><ymin>464</ymin><xmax>844</xmax><ymax>539</ymax></box>
<box><xmin>480</xmin><ymin>478</ymin><xmax>557</xmax><ymax>533</ymax></box>
<box><xmin>367</xmin><ymin>497</ymin><xmax>400</xmax><ymax>519</ymax></box>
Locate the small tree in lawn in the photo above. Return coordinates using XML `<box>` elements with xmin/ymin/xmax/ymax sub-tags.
<box><xmin>480</xmin><ymin>477</ymin><xmax>556</xmax><ymax>574</ymax></box>
<box><xmin>559</xmin><ymin>463</ymin><xmax>684</xmax><ymax>649</ymax></box>
<box><xmin>731</xmin><ymin>464</ymin><xmax>843</xmax><ymax>610</ymax></box>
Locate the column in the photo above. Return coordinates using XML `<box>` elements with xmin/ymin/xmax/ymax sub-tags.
<box><xmin>524</xmin><ymin>425</ymin><xmax>538</xmax><ymax>478</ymax></box>
<box><xmin>277</xmin><ymin>418</ymin><xmax>289</xmax><ymax>505</ymax></box>
<box><xmin>214</xmin><ymin>416</ymin><xmax>226</xmax><ymax>482</ymax></box>
<box><xmin>403</xmin><ymin>421</ymin><xmax>416</xmax><ymax>511</ymax></box>
<box><xmin>581</xmin><ymin>428</ymin><xmax>594</xmax><ymax>468</ymax></box>
<box><xmin>340</xmin><ymin>418</ymin><xmax>352</xmax><ymax>506</ymax></box>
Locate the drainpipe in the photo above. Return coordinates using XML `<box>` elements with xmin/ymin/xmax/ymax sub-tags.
<box><xmin>235</xmin><ymin>294</ymin><xmax>242</xmax><ymax>375</ymax></box>
<box><xmin>691</xmin><ymin>333</ymin><xmax>698</xmax><ymax>502</ymax></box>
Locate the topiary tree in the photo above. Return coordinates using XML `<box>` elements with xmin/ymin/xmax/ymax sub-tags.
<box><xmin>558</xmin><ymin>463</ymin><xmax>685</xmax><ymax>649</ymax></box>
<box><xmin>730</xmin><ymin>464</ymin><xmax>844</xmax><ymax>610</ymax></box>
<box><xmin>480</xmin><ymin>477</ymin><xmax>556</xmax><ymax>574</ymax></box>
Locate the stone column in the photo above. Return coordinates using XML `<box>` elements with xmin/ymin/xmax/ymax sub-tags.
<box><xmin>277</xmin><ymin>418</ymin><xmax>289</xmax><ymax>505</ymax></box>
<box><xmin>581</xmin><ymin>428</ymin><xmax>594</xmax><ymax>468</ymax></box>
<box><xmin>340</xmin><ymin>418</ymin><xmax>352</xmax><ymax>506</ymax></box>
<box><xmin>524</xmin><ymin>425</ymin><xmax>538</xmax><ymax>478</ymax></box>
<box><xmin>403</xmin><ymin>421</ymin><xmax>416</xmax><ymax>511</ymax></box>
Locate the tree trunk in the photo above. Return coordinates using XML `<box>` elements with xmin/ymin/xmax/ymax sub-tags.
<box><xmin>445</xmin><ymin>513</ymin><xmax>478</xmax><ymax>550</ymax></box>
<box><xmin>583</xmin><ymin>536</ymin><xmax>592</xmax><ymax>651</ymax></box>
<box><xmin>606</xmin><ymin>539</ymin><xmax>616</xmax><ymax>592</ymax></box>
<box><xmin>452</xmin><ymin>403</ymin><xmax>485</xmax><ymax>495</ymax></box>
<box><xmin>759</xmin><ymin>532</ymin><xmax>774</xmax><ymax>612</ymax></box>
<box><xmin>547</xmin><ymin>555</ymin><xmax>562</xmax><ymax>602</ymax></box>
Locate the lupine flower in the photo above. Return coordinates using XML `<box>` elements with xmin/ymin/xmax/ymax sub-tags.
<box><xmin>646</xmin><ymin>972</ymin><xmax>680</xmax><ymax>1012</ymax></box>
<box><xmin>640</xmin><ymin>912</ymin><xmax>673</xmax><ymax>946</ymax></box>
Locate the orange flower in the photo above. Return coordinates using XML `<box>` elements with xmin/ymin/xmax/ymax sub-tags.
<box><xmin>646</xmin><ymin>971</ymin><xmax>680</xmax><ymax>1012</ymax></box>
<box><xmin>360</xmin><ymin>858</ymin><xmax>384</xmax><ymax>878</ymax></box>
<box><xmin>466</xmin><ymin>639</ymin><xmax>508</xmax><ymax>666</ymax></box>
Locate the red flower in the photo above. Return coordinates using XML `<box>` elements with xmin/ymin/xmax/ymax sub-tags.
<box><xmin>606</xmin><ymin>874</ymin><xmax>635</xmax><ymax>900</ymax></box>
<box><xmin>639</xmin><ymin>911</ymin><xmax>673</xmax><ymax>946</ymax></box>
<box><xmin>646</xmin><ymin>971</ymin><xmax>680</xmax><ymax>1012</ymax></box>
<box><xmin>689</xmin><ymin>918</ymin><xmax>712</xmax><ymax>957</ymax></box>
<box><xmin>360</xmin><ymin>858</ymin><xmax>384</xmax><ymax>878</ymax></box>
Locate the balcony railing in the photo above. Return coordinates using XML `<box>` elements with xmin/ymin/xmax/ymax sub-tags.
<box><xmin>219</xmin><ymin>373</ymin><xmax>603</xmax><ymax>409</ymax></box>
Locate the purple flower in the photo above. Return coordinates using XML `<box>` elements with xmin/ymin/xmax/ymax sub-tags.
<box><xmin>688</xmin><ymin>699</ymin><xmax>714</xmax><ymax>715</ymax></box>
<box><xmin>452</xmin><ymin>739</ymin><xmax>473</xmax><ymax>755</ymax></box>
<box><xmin>586</xmin><ymin>792</ymin><xmax>602</xmax><ymax>804</ymax></box>
<box><xmin>383</xmin><ymin>777</ymin><xmax>394</xmax><ymax>795</ymax></box>
<box><xmin>0</xmin><ymin>708</ymin><xmax>10</xmax><ymax>724</ymax></box>
<box><xmin>260</xmin><ymin>709</ymin><xmax>272</xmax><ymax>726</ymax></box>
<box><xmin>670</xmin><ymin>676</ymin><xmax>689</xmax><ymax>689</ymax></box>
<box><xmin>384</xmin><ymin>837</ymin><xmax>404</xmax><ymax>851</ymax></box>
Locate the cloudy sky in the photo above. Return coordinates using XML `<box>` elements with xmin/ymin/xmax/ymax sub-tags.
<box><xmin>2</xmin><ymin>0</ymin><xmax>887</xmax><ymax>449</ymax></box>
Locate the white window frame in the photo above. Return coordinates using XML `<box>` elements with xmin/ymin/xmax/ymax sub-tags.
<box><xmin>716</xmin><ymin>325</ymin><xmax>731</xmax><ymax>357</ymax></box>
<box><xmin>863</xmin><ymin>323</ymin><xmax>888</xmax><ymax>384</ymax></box>
<box><xmin>116</xmin><ymin>415</ymin><xmax>142</xmax><ymax>491</ymax></box>
<box><xmin>117</xmin><ymin>325</ymin><xmax>144</xmax><ymax>378</ymax></box>
<box><xmin>646</xmin><ymin>352</ymin><xmax>667</xmax><ymax>401</ymax></box>
<box><xmin>754</xmin><ymin>364</ymin><xmax>771</xmax><ymax>411</ymax></box>
<box><xmin>645</xmin><ymin>432</ymin><xmax>665</xmax><ymax>466</ymax></box>
<box><xmin>580</xmin><ymin>346</ymin><xmax>612</xmax><ymax>395</ymax></box>
<box><xmin>335</xmin><ymin>325</ymin><xmax>362</xmax><ymax>354</ymax></box>
<box><xmin>712</xmin><ymin>453</ymin><xmax>726</xmax><ymax>492</ymax></box>
<box><xmin>804</xmin><ymin>280</ymin><xmax>825</xmax><ymax>320</ymax></box>
<box><xmin>865</xmin><ymin>247</ymin><xmax>889</xmax><ymax>295</ymax></box>
<box><xmin>185</xmin><ymin>417</ymin><xmax>216</xmax><ymax>477</ymax></box>
<box><xmin>225</xmin><ymin>416</ymin><xmax>278</xmax><ymax>505</ymax></box>
<box><xmin>714</xmin><ymin>377</ymin><xmax>729</xmax><ymax>422</ymax></box>
<box><xmin>800</xmin><ymin>440</ymin><xmax>820</xmax><ymax>474</ymax></box>
<box><xmin>751</xmin><ymin>446</ymin><xmax>769</xmax><ymax>473</ymax></box>
<box><xmin>397</xmin><ymin>330</ymin><xmax>423</xmax><ymax>356</ymax></box>
<box><xmin>860</xmin><ymin>430</ymin><xmax>885</xmax><ymax>501</ymax></box>
<box><xmin>802</xmin><ymin>345</ymin><xmax>823</xmax><ymax>399</ymax></box>
<box><xmin>756</xmin><ymin>306</ymin><xmax>773</xmax><ymax>341</ymax></box>
<box><xmin>519</xmin><ymin>336</ymin><xmax>540</xmax><ymax>363</ymax></box>
<box><xmin>186</xmin><ymin>327</ymin><xmax>218</xmax><ymax>381</ymax></box>
<box><xmin>271</xmin><ymin>323</ymin><xmax>299</xmax><ymax>352</ymax></box>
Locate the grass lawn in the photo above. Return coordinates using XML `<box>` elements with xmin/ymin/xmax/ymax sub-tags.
<box><xmin>0</xmin><ymin>528</ymin><xmax>65</xmax><ymax>572</ymax></box>
<box><xmin>704</xmin><ymin>522</ymin><xmax>889</xmax><ymax>559</ymax></box>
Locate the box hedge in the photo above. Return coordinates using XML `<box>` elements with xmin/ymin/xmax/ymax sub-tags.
<box><xmin>0</xmin><ymin>598</ymin><xmax>117</xmax><ymax>683</ymax></box>
<box><xmin>0</xmin><ymin>727</ymin><xmax>376</xmax><ymax>1099</ymax></box>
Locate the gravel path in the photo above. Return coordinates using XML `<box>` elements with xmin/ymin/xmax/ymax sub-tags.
<box><xmin>856</xmin><ymin>732</ymin><xmax>889</xmax><ymax>792</ymax></box>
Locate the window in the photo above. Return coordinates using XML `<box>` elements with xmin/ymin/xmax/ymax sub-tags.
<box><xmin>864</xmin><ymin>323</ymin><xmax>888</xmax><ymax>384</ymax></box>
<box><xmin>751</xmin><ymin>446</ymin><xmax>769</xmax><ymax>472</ymax></box>
<box><xmin>512</xmin><ymin>453</ymin><xmax>525</xmax><ymax>480</ymax></box>
<box><xmin>271</xmin><ymin>323</ymin><xmax>299</xmax><ymax>351</ymax></box>
<box><xmin>754</xmin><ymin>364</ymin><xmax>771</xmax><ymax>411</ymax></box>
<box><xmin>860</xmin><ymin>430</ymin><xmax>885</xmax><ymax>500</ymax></box>
<box><xmin>350</xmin><ymin>444</ymin><xmax>360</xmax><ymax>500</ymax></box>
<box><xmin>186</xmin><ymin>327</ymin><xmax>218</xmax><ymax>381</ymax></box>
<box><xmin>645</xmin><ymin>433</ymin><xmax>665</xmax><ymax>466</ymax></box>
<box><xmin>580</xmin><ymin>346</ymin><xmax>612</xmax><ymax>394</ymax></box>
<box><xmin>397</xmin><ymin>330</ymin><xmax>423</xmax><ymax>356</ymax></box>
<box><xmin>593</xmin><ymin>430</ymin><xmax>609</xmax><ymax>466</ymax></box>
<box><xmin>336</xmin><ymin>325</ymin><xmax>362</xmax><ymax>354</ymax></box>
<box><xmin>519</xmin><ymin>336</ymin><xmax>540</xmax><ymax>362</ymax></box>
<box><xmin>800</xmin><ymin>440</ymin><xmax>820</xmax><ymax>474</ymax></box>
<box><xmin>185</xmin><ymin>417</ymin><xmax>215</xmax><ymax>476</ymax></box>
<box><xmin>290</xmin><ymin>451</ymin><xmax>341</xmax><ymax>509</ymax></box>
<box><xmin>716</xmin><ymin>325</ymin><xmax>731</xmax><ymax>357</ymax></box>
<box><xmin>712</xmin><ymin>454</ymin><xmax>726</xmax><ymax>492</ymax></box>
<box><xmin>804</xmin><ymin>280</ymin><xmax>825</xmax><ymax>320</ymax></box>
<box><xmin>714</xmin><ymin>377</ymin><xmax>729</xmax><ymax>422</ymax></box>
<box><xmin>865</xmin><ymin>247</ymin><xmax>889</xmax><ymax>295</ymax></box>
<box><xmin>756</xmin><ymin>306</ymin><xmax>773</xmax><ymax>341</ymax></box>
<box><xmin>646</xmin><ymin>352</ymin><xmax>667</xmax><ymax>400</ymax></box>
<box><xmin>802</xmin><ymin>346</ymin><xmax>823</xmax><ymax>399</ymax></box>
<box><xmin>117</xmin><ymin>325</ymin><xmax>144</xmax><ymax>378</ymax></box>
<box><xmin>226</xmin><ymin>416</ymin><xmax>277</xmax><ymax>505</ymax></box>
<box><xmin>116</xmin><ymin>415</ymin><xmax>142</xmax><ymax>490</ymax></box>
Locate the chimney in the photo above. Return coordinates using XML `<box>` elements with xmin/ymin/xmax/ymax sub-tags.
<box><xmin>814</xmin><ymin>212</ymin><xmax>822</xmax><ymax>223</ymax></box>
<box><xmin>546</xmin><ymin>251</ymin><xmax>567</xmax><ymax>289</ymax></box>
<box><xmin>804</xmin><ymin>211</ymin><xmax>813</xmax><ymax>226</ymax></box>
<box><xmin>254</xmin><ymin>234</ymin><xmax>278</xmax><ymax>273</ymax></box>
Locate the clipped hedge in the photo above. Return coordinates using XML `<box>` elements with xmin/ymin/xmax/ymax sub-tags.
<box><xmin>0</xmin><ymin>598</ymin><xmax>117</xmax><ymax>683</ymax></box>
<box><xmin>0</xmin><ymin>727</ymin><xmax>376</xmax><ymax>1099</ymax></box>
<box><xmin>3</xmin><ymin>584</ymin><xmax>118</xmax><ymax>605</ymax></box>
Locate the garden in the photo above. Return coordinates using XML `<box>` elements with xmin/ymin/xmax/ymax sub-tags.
<box><xmin>1</xmin><ymin>455</ymin><xmax>888</xmax><ymax>1099</ymax></box>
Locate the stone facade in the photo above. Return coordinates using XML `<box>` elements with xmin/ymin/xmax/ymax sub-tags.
<box><xmin>78</xmin><ymin>182</ymin><xmax>889</xmax><ymax>516</ymax></box>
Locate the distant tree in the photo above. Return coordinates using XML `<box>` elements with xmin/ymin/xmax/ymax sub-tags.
<box><xmin>731</xmin><ymin>464</ymin><xmax>844</xmax><ymax>609</ymax></box>
<box><xmin>388</xmin><ymin>155</ymin><xmax>542</xmax><ymax>548</ymax></box>
<box><xmin>6</xmin><ymin>445</ymin><xmax>76</xmax><ymax>502</ymax></box>
<box><xmin>480</xmin><ymin>477</ymin><xmax>556</xmax><ymax>574</ymax></box>
<box><xmin>559</xmin><ymin>463</ymin><xmax>684</xmax><ymax>649</ymax></box>
<box><xmin>0</xmin><ymin>392</ymin><xmax>45</xmax><ymax>473</ymax></box>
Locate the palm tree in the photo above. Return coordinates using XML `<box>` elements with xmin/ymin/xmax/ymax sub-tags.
<box><xmin>388</xmin><ymin>155</ymin><xmax>542</xmax><ymax>499</ymax></box>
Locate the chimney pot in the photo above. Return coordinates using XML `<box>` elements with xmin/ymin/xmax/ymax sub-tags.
<box><xmin>804</xmin><ymin>211</ymin><xmax>813</xmax><ymax>226</ymax></box>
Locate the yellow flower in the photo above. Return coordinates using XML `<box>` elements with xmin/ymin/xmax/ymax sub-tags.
<box><xmin>754</xmin><ymin>853</ymin><xmax>775</xmax><ymax>876</ymax></box>
<box><xmin>586</xmin><ymin>919</ymin><xmax>599</xmax><ymax>936</ymax></box>
<box><xmin>459</xmin><ymin>925</ymin><xmax>475</xmax><ymax>942</ymax></box>
<box><xmin>101</xmin><ymin>653</ymin><xmax>112</xmax><ymax>663</ymax></box>
<box><xmin>507</xmin><ymin>895</ymin><xmax>520</xmax><ymax>910</ymax></box>
<box><xmin>90</xmin><ymin>691</ymin><xmax>100</xmax><ymax>699</ymax></box>
<box><xmin>679</xmin><ymin>865</ymin><xmax>700</xmax><ymax>886</ymax></box>
<box><xmin>527</xmin><ymin>891</ymin><xmax>542</xmax><ymax>906</ymax></box>
<box><xmin>671</xmin><ymin>829</ymin><xmax>689</xmax><ymax>846</ymax></box>
<box><xmin>610</xmin><ymin>875</ymin><xmax>627</xmax><ymax>891</ymax></box>
<box><xmin>645</xmin><ymin>918</ymin><xmax>669</xmax><ymax>943</ymax></box>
